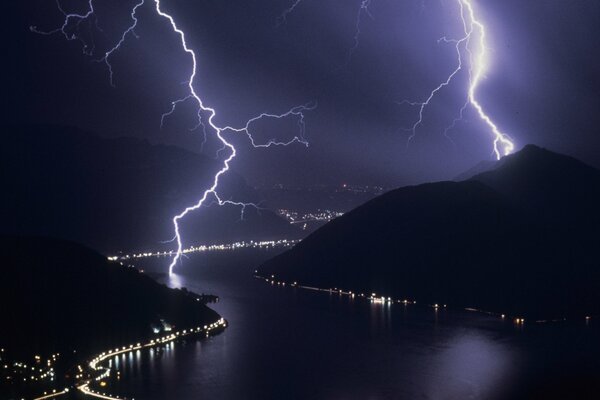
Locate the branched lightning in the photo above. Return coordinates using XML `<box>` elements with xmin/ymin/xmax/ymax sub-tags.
<box><xmin>221</xmin><ymin>104</ymin><xmax>313</xmax><ymax>148</ymax></box>
<box><xmin>401</xmin><ymin>0</ymin><xmax>514</xmax><ymax>159</ymax></box>
<box><xmin>33</xmin><ymin>0</ymin><xmax>514</xmax><ymax>279</ymax></box>
<box><xmin>461</xmin><ymin>0</ymin><xmax>514</xmax><ymax>159</ymax></box>
<box><xmin>96</xmin><ymin>0</ymin><xmax>145</xmax><ymax>87</ymax></box>
<box><xmin>34</xmin><ymin>0</ymin><xmax>315</xmax><ymax>275</ymax></box>
<box><xmin>276</xmin><ymin>0</ymin><xmax>304</xmax><ymax>27</ymax></box>
<box><xmin>154</xmin><ymin>0</ymin><xmax>315</xmax><ymax>274</ymax></box>
<box><xmin>345</xmin><ymin>0</ymin><xmax>373</xmax><ymax>65</ymax></box>
<box><xmin>400</xmin><ymin>17</ymin><xmax>470</xmax><ymax>145</ymax></box>
<box><xmin>30</xmin><ymin>0</ymin><xmax>99</xmax><ymax>56</ymax></box>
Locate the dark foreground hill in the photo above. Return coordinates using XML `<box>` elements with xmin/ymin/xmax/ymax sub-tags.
<box><xmin>258</xmin><ymin>145</ymin><xmax>600</xmax><ymax>320</ymax></box>
<box><xmin>0</xmin><ymin>124</ymin><xmax>299</xmax><ymax>253</ymax></box>
<box><xmin>0</xmin><ymin>235</ymin><xmax>220</xmax><ymax>360</ymax></box>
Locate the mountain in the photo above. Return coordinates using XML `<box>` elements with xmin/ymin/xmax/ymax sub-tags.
<box><xmin>453</xmin><ymin>159</ymin><xmax>497</xmax><ymax>181</ymax></box>
<box><xmin>258</xmin><ymin>145</ymin><xmax>600</xmax><ymax>320</ymax></box>
<box><xmin>0</xmin><ymin>235</ymin><xmax>220</xmax><ymax>358</ymax></box>
<box><xmin>469</xmin><ymin>144</ymin><xmax>600</xmax><ymax>226</ymax></box>
<box><xmin>0</xmin><ymin>124</ymin><xmax>300</xmax><ymax>254</ymax></box>
<box><xmin>0</xmin><ymin>235</ymin><xmax>223</xmax><ymax>398</ymax></box>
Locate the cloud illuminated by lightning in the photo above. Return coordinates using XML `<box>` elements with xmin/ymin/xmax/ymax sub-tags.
<box><xmin>277</xmin><ymin>0</ymin><xmax>373</xmax><ymax>67</ymax></box>
<box><xmin>33</xmin><ymin>0</ymin><xmax>315</xmax><ymax>275</ymax></box>
<box><xmin>401</xmin><ymin>0</ymin><xmax>514</xmax><ymax>159</ymax></box>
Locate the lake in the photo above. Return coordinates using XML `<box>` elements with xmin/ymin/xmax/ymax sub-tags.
<box><xmin>105</xmin><ymin>249</ymin><xmax>600</xmax><ymax>400</ymax></box>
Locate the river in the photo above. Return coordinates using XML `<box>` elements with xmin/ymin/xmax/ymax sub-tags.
<box><xmin>105</xmin><ymin>249</ymin><xmax>600</xmax><ymax>400</ymax></box>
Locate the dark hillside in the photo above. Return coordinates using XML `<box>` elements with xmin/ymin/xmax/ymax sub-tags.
<box><xmin>259</xmin><ymin>146</ymin><xmax>600</xmax><ymax>320</ymax></box>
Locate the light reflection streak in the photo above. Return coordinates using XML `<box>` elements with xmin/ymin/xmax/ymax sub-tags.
<box><xmin>78</xmin><ymin>318</ymin><xmax>227</xmax><ymax>399</ymax></box>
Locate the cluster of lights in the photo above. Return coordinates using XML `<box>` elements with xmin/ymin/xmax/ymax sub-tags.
<box><xmin>277</xmin><ymin>209</ymin><xmax>344</xmax><ymax>226</ymax></box>
<box><xmin>108</xmin><ymin>239</ymin><xmax>299</xmax><ymax>261</ymax></box>
<box><xmin>78</xmin><ymin>318</ymin><xmax>227</xmax><ymax>400</ymax></box>
<box><xmin>270</xmin><ymin>183</ymin><xmax>385</xmax><ymax>194</ymax></box>
<box><xmin>259</xmin><ymin>274</ymin><xmax>420</xmax><ymax>307</ymax></box>
<box><xmin>3</xmin><ymin>352</ymin><xmax>60</xmax><ymax>384</ymax></box>
<box><xmin>11</xmin><ymin>319</ymin><xmax>226</xmax><ymax>400</ymax></box>
<box><xmin>336</xmin><ymin>184</ymin><xmax>385</xmax><ymax>194</ymax></box>
<box><xmin>256</xmin><ymin>273</ymin><xmax>596</xmax><ymax>326</ymax></box>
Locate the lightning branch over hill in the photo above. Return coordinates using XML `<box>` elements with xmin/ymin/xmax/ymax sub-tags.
<box><xmin>33</xmin><ymin>0</ymin><xmax>315</xmax><ymax>274</ymax></box>
<box><xmin>277</xmin><ymin>0</ymin><xmax>514</xmax><ymax>159</ymax></box>
<box><xmin>401</xmin><ymin>0</ymin><xmax>514</xmax><ymax>159</ymax></box>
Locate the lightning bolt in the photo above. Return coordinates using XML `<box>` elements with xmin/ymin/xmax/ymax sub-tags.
<box><xmin>401</xmin><ymin>0</ymin><xmax>514</xmax><ymax>159</ymax></box>
<box><xmin>461</xmin><ymin>0</ymin><xmax>514</xmax><ymax>159</ymax></box>
<box><xmin>345</xmin><ymin>0</ymin><xmax>373</xmax><ymax>65</ymax></box>
<box><xmin>154</xmin><ymin>0</ymin><xmax>315</xmax><ymax>274</ymax></box>
<box><xmin>276</xmin><ymin>0</ymin><xmax>512</xmax><ymax>157</ymax></box>
<box><xmin>30</xmin><ymin>0</ymin><xmax>99</xmax><ymax>56</ymax></box>
<box><xmin>276</xmin><ymin>0</ymin><xmax>304</xmax><ymax>27</ymax></box>
<box><xmin>96</xmin><ymin>0</ymin><xmax>145</xmax><ymax>87</ymax></box>
<box><xmin>33</xmin><ymin>0</ymin><xmax>315</xmax><ymax>275</ymax></box>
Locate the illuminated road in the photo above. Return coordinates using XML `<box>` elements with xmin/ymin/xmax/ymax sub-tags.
<box><xmin>32</xmin><ymin>389</ymin><xmax>70</xmax><ymax>400</ymax></box>
<box><xmin>29</xmin><ymin>319</ymin><xmax>226</xmax><ymax>400</ymax></box>
<box><xmin>108</xmin><ymin>239</ymin><xmax>299</xmax><ymax>262</ymax></box>
<box><xmin>78</xmin><ymin>318</ymin><xmax>227</xmax><ymax>400</ymax></box>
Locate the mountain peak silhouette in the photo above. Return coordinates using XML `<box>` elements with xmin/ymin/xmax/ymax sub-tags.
<box><xmin>259</xmin><ymin>145</ymin><xmax>600</xmax><ymax>319</ymax></box>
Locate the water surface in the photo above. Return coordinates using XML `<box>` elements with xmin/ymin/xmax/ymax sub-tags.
<box><xmin>108</xmin><ymin>249</ymin><xmax>600</xmax><ymax>399</ymax></box>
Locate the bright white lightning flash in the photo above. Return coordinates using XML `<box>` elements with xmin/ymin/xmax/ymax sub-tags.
<box><xmin>33</xmin><ymin>0</ymin><xmax>315</xmax><ymax>275</ymax></box>
<box><xmin>402</xmin><ymin>0</ymin><xmax>514</xmax><ymax>159</ymax></box>
<box><xmin>154</xmin><ymin>0</ymin><xmax>315</xmax><ymax>275</ymax></box>
<box><xmin>277</xmin><ymin>0</ymin><xmax>512</xmax><ymax>157</ymax></box>
<box><xmin>461</xmin><ymin>0</ymin><xmax>514</xmax><ymax>159</ymax></box>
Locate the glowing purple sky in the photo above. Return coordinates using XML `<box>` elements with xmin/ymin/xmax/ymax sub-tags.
<box><xmin>7</xmin><ymin>0</ymin><xmax>600</xmax><ymax>187</ymax></box>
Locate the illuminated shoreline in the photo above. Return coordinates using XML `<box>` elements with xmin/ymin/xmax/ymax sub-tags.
<box><xmin>254</xmin><ymin>273</ymin><xmax>594</xmax><ymax>326</ymax></box>
<box><xmin>78</xmin><ymin>318</ymin><xmax>227</xmax><ymax>400</ymax></box>
<box><xmin>108</xmin><ymin>239</ymin><xmax>300</xmax><ymax>262</ymax></box>
<box><xmin>29</xmin><ymin>318</ymin><xmax>227</xmax><ymax>400</ymax></box>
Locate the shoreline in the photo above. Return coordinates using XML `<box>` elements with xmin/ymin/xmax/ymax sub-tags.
<box><xmin>78</xmin><ymin>317</ymin><xmax>227</xmax><ymax>400</ymax></box>
<box><xmin>30</xmin><ymin>318</ymin><xmax>227</xmax><ymax>400</ymax></box>
<box><xmin>254</xmin><ymin>272</ymin><xmax>595</xmax><ymax>326</ymax></box>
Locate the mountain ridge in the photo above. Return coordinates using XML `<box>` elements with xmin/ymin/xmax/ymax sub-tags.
<box><xmin>1</xmin><ymin>124</ymin><xmax>300</xmax><ymax>253</ymax></box>
<box><xmin>258</xmin><ymin>145</ymin><xmax>600</xmax><ymax>319</ymax></box>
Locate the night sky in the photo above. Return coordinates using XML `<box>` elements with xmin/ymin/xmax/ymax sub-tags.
<box><xmin>5</xmin><ymin>0</ymin><xmax>600</xmax><ymax>188</ymax></box>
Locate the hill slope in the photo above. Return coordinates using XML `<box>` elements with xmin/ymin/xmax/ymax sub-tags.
<box><xmin>258</xmin><ymin>146</ymin><xmax>600</xmax><ymax>319</ymax></box>
<box><xmin>469</xmin><ymin>144</ymin><xmax>600</xmax><ymax>226</ymax></box>
<box><xmin>0</xmin><ymin>235</ymin><xmax>221</xmax><ymax>360</ymax></box>
<box><xmin>0</xmin><ymin>124</ymin><xmax>299</xmax><ymax>253</ymax></box>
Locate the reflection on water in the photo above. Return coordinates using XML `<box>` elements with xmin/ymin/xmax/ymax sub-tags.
<box><xmin>167</xmin><ymin>272</ymin><xmax>184</xmax><ymax>289</ymax></box>
<box><xmin>106</xmin><ymin>250</ymin><xmax>600</xmax><ymax>400</ymax></box>
<box><xmin>427</xmin><ymin>332</ymin><xmax>515</xmax><ymax>400</ymax></box>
